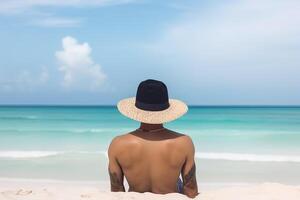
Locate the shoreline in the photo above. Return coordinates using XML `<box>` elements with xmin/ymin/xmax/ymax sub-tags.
<box><xmin>0</xmin><ymin>179</ymin><xmax>299</xmax><ymax>200</ymax></box>
<box><xmin>2</xmin><ymin>177</ymin><xmax>300</xmax><ymax>189</ymax></box>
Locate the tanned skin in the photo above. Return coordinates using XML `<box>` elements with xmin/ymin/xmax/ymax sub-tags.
<box><xmin>108</xmin><ymin>123</ymin><xmax>199</xmax><ymax>198</ymax></box>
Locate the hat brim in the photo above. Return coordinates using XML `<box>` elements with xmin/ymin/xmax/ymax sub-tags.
<box><xmin>117</xmin><ymin>97</ymin><xmax>188</xmax><ymax>124</ymax></box>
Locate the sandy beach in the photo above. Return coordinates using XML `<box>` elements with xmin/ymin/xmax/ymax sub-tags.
<box><xmin>1</xmin><ymin>107</ymin><xmax>300</xmax><ymax>199</ymax></box>
<box><xmin>0</xmin><ymin>179</ymin><xmax>300</xmax><ymax>200</ymax></box>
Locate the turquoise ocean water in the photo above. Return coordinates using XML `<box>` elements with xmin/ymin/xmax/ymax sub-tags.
<box><xmin>0</xmin><ymin>106</ymin><xmax>300</xmax><ymax>185</ymax></box>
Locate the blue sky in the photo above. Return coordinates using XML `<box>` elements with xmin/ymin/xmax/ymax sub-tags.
<box><xmin>0</xmin><ymin>0</ymin><xmax>299</xmax><ymax>105</ymax></box>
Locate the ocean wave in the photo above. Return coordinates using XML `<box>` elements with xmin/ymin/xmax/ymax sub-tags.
<box><xmin>0</xmin><ymin>151</ymin><xmax>60</xmax><ymax>158</ymax></box>
<box><xmin>72</xmin><ymin>128</ymin><xmax>112</xmax><ymax>133</ymax></box>
<box><xmin>1</xmin><ymin>151</ymin><xmax>300</xmax><ymax>163</ymax></box>
<box><xmin>0</xmin><ymin>115</ymin><xmax>38</xmax><ymax>120</ymax></box>
<box><xmin>0</xmin><ymin>151</ymin><xmax>107</xmax><ymax>159</ymax></box>
<box><xmin>195</xmin><ymin>152</ymin><xmax>300</xmax><ymax>162</ymax></box>
<box><xmin>182</xmin><ymin>129</ymin><xmax>300</xmax><ymax>136</ymax></box>
<box><xmin>0</xmin><ymin>128</ymin><xmax>130</xmax><ymax>133</ymax></box>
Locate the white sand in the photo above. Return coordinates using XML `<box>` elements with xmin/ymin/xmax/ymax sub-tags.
<box><xmin>0</xmin><ymin>179</ymin><xmax>300</xmax><ymax>200</ymax></box>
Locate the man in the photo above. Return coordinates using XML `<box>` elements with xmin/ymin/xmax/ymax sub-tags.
<box><xmin>108</xmin><ymin>79</ymin><xmax>199</xmax><ymax>198</ymax></box>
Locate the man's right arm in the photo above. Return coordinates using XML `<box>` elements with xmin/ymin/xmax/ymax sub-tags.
<box><xmin>108</xmin><ymin>137</ymin><xmax>125</xmax><ymax>192</ymax></box>
<box><xmin>181</xmin><ymin>136</ymin><xmax>199</xmax><ymax>198</ymax></box>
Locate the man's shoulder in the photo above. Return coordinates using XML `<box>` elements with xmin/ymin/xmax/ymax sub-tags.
<box><xmin>108</xmin><ymin>132</ymin><xmax>142</xmax><ymax>157</ymax></box>
<box><xmin>109</xmin><ymin>129</ymin><xmax>193</xmax><ymax>151</ymax></box>
<box><xmin>111</xmin><ymin>130</ymin><xmax>140</xmax><ymax>141</ymax></box>
<box><xmin>166</xmin><ymin>129</ymin><xmax>193</xmax><ymax>143</ymax></box>
<box><xmin>163</xmin><ymin>130</ymin><xmax>195</xmax><ymax>158</ymax></box>
<box><xmin>109</xmin><ymin>132</ymin><xmax>140</xmax><ymax>148</ymax></box>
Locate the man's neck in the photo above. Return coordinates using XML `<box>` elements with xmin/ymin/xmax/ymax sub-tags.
<box><xmin>139</xmin><ymin>123</ymin><xmax>164</xmax><ymax>132</ymax></box>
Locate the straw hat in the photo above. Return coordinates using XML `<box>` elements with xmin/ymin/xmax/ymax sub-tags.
<box><xmin>117</xmin><ymin>79</ymin><xmax>188</xmax><ymax>124</ymax></box>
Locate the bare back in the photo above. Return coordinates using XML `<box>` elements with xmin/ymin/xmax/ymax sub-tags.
<box><xmin>108</xmin><ymin>127</ymin><xmax>198</xmax><ymax>198</ymax></box>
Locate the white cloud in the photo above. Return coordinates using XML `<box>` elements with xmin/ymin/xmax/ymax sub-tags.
<box><xmin>31</xmin><ymin>17</ymin><xmax>82</xmax><ymax>28</ymax></box>
<box><xmin>55</xmin><ymin>36</ymin><xmax>106</xmax><ymax>91</ymax></box>
<box><xmin>0</xmin><ymin>0</ymin><xmax>135</xmax><ymax>14</ymax></box>
<box><xmin>0</xmin><ymin>0</ymin><xmax>136</xmax><ymax>28</ymax></box>
<box><xmin>151</xmin><ymin>0</ymin><xmax>300</xmax><ymax>89</ymax></box>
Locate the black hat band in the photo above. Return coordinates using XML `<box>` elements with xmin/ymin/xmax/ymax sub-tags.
<box><xmin>135</xmin><ymin>100</ymin><xmax>170</xmax><ymax>111</ymax></box>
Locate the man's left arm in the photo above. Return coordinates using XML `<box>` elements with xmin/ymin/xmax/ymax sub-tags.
<box><xmin>181</xmin><ymin>136</ymin><xmax>199</xmax><ymax>198</ymax></box>
<box><xmin>108</xmin><ymin>138</ymin><xmax>125</xmax><ymax>192</ymax></box>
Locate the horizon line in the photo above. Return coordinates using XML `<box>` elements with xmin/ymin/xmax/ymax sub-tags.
<box><xmin>0</xmin><ymin>104</ymin><xmax>300</xmax><ymax>107</ymax></box>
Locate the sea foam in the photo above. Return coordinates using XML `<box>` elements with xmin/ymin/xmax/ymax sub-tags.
<box><xmin>0</xmin><ymin>151</ymin><xmax>60</xmax><ymax>158</ymax></box>
<box><xmin>0</xmin><ymin>151</ymin><xmax>107</xmax><ymax>159</ymax></box>
<box><xmin>1</xmin><ymin>151</ymin><xmax>300</xmax><ymax>163</ymax></box>
<box><xmin>195</xmin><ymin>152</ymin><xmax>300</xmax><ymax>162</ymax></box>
